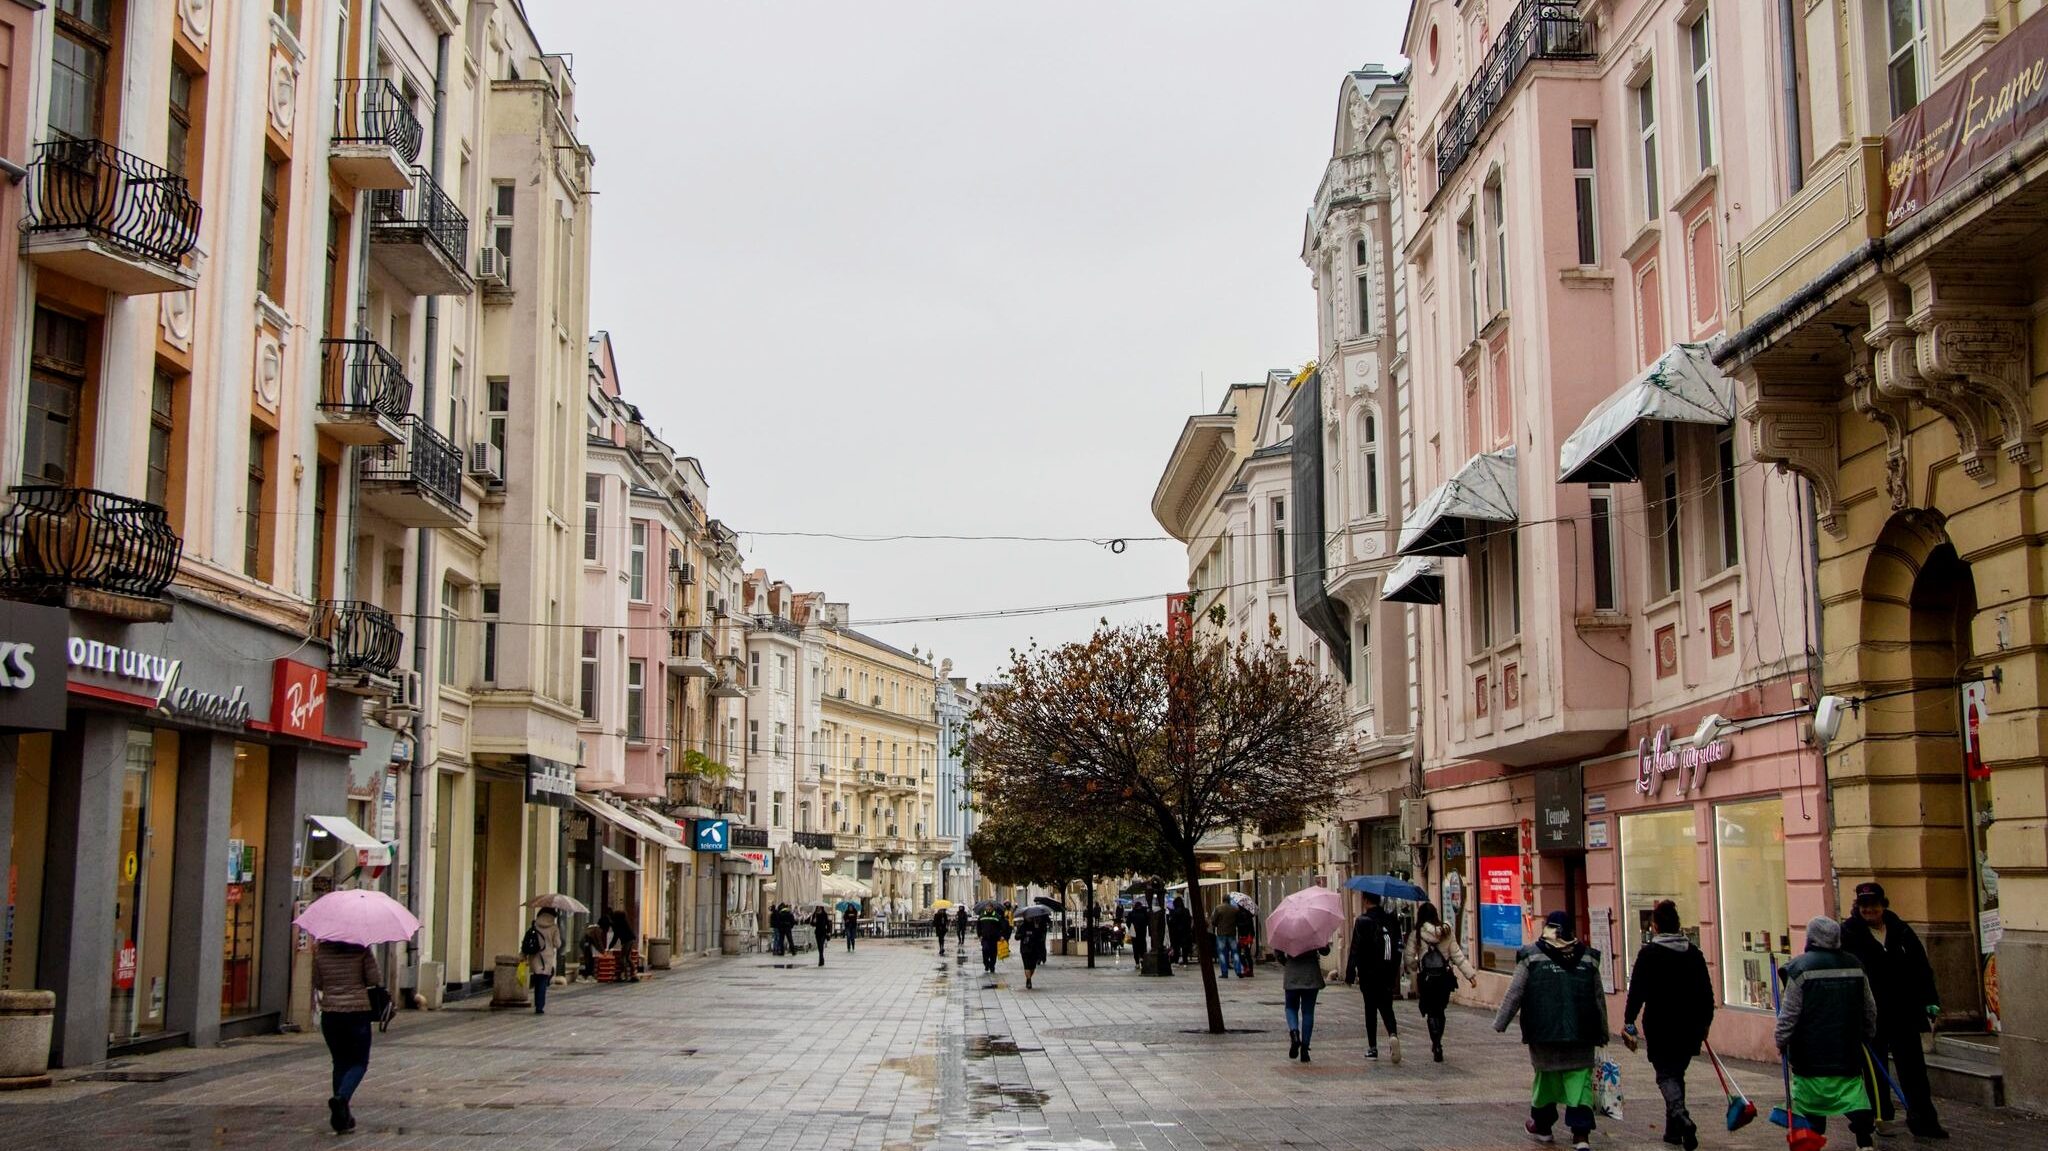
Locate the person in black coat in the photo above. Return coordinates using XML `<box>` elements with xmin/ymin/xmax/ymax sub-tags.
<box><xmin>976</xmin><ymin>904</ymin><xmax>1010</xmax><ymax>974</ymax></box>
<box><xmin>809</xmin><ymin>906</ymin><xmax>832</xmax><ymax>966</ymax></box>
<box><xmin>933</xmin><ymin>907</ymin><xmax>950</xmax><ymax>955</ymax></box>
<box><xmin>1344</xmin><ymin>892</ymin><xmax>1403</xmax><ymax>1062</ymax></box>
<box><xmin>1840</xmin><ymin>882</ymin><xmax>1947</xmax><ymax>1139</ymax></box>
<box><xmin>1168</xmin><ymin>897</ymin><xmax>1194</xmax><ymax>964</ymax></box>
<box><xmin>1128</xmin><ymin>899</ymin><xmax>1150</xmax><ymax>970</ymax></box>
<box><xmin>1623</xmin><ymin>900</ymin><xmax>1715</xmax><ymax>1149</ymax></box>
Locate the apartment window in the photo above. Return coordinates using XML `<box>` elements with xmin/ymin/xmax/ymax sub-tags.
<box><xmin>1484</xmin><ymin>171</ymin><xmax>1507</xmax><ymax>314</ymax></box>
<box><xmin>1572</xmin><ymin>125</ymin><xmax>1599</xmax><ymax>264</ymax></box>
<box><xmin>439</xmin><ymin>581</ymin><xmax>460</xmax><ymax>685</ymax></box>
<box><xmin>321</xmin><ymin>211</ymin><xmax>343</xmax><ymax>341</ymax></box>
<box><xmin>749</xmin><ymin>650</ymin><xmax>762</xmax><ymax>687</ymax></box>
<box><xmin>748</xmin><ymin>720</ymin><xmax>760</xmax><ymax>755</ymax></box>
<box><xmin>777</xmin><ymin>653</ymin><xmax>791</xmax><ymax>692</ymax></box>
<box><xmin>774</xmin><ymin>722</ymin><xmax>787</xmax><ymax>757</ymax></box>
<box><xmin>1354</xmin><ymin>615</ymin><xmax>1373</xmax><ymax>707</ymax></box>
<box><xmin>166</xmin><ymin>61</ymin><xmax>195</xmax><ymax>180</ymax></box>
<box><xmin>1509</xmin><ymin>532</ymin><xmax>1522</xmax><ymax>635</ymax></box>
<box><xmin>256</xmin><ymin>153</ymin><xmax>283</xmax><ymax>299</ymax></box>
<box><xmin>1887</xmin><ymin>0</ymin><xmax>1931</xmax><ymax>117</ymax></box>
<box><xmin>1354</xmin><ymin>236</ymin><xmax>1373</xmax><ymax>336</ymax></box>
<box><xmin>147</xmin><ymin>370</ymin><xmax>177</xmax><ymax>509</ymax></box>
<box><xmin>1359</xmin><ymin>410</ymin><xmax>1381</xmax><ymax>518</ymax></box>
<box><xmin>490</xmin><ymin>180</ymin><xmax>515</xmax><ymax>268</ymax></box>
<box><xmin>25</xmin><ymin>309</ymin><xmax>88</xmax><ymax>485</ymax></box>
<box><xmin>1590</xmin><ymin>486</ymin><xmax>1620</xmax><ymax>612</ymax></box>
<box><xmin>799</xmin><ymin>801</ymin><xmax>811</xmax><ymax>832</ymax></box>
<box><xmin>1457</xmin><ymin>209</ymin><xmax>1481</xmax><ymax>340</ymax></box>
<box><xmin>582</xmin><ymin>475</ymin><xmax>601</xmax><ymax>561</ymax></box>
<box><xmin>628</xmin><ymin>521</ymin><xmax>648</xmax><ymax>600</ymax></box>
<box><xmin>772</xmin><ymin>790</ymin><xmax>785</xmax><ymax>828</ymax></box>
<box><xmin>481</xmin><ymin>585</ymin><xmax>500</xmax><ymax>684</ymax></box>
<box><xmin>1636</xmin><ymin>75</ymin><xmax>1661</xmax><ymax>218</ymax></box>
<box><xmin>1687</xmin><ymin>12</ymin><xmax>1716</xmax><ymax>170</ymax></box>
<box><xmin>486</xmin><ymin>377</ymin><xmax>509</xmax><ymax>461</ymax></box>
<box><xmin>1473</xmin><ymin>530</ymin><xmax>1495</xmax><ymax>650</ymax></box>
<box><xmin>272</xmin><ymin>0</ymin><xmax>301</xmax><ymax>31</ymax></box>
<box><xmin>51</xmin><ymin>0</ymin><xmax>111</xmax><ymax>139</ymax></box>
<box><xmin>1270</xmin><ymin>497</ymin><xmax>1287</xmax><ymax>582</ymax></box>
<box><xmin>626</xmin><ymin>660</ymin><xmax>645</xmax><ymax>741</ymax></box>
<box><xmin>245</xmin><ymin>429</ymin><xmax>270</xmax><ymax>579</ymax></box>
<box><xmin>579</xmin><ymin>629</ymin><xmax>599</xmax><ymax>719</ymax></box>
<box><xmin>1714</xmin><ymin>428</ymin><xmax>1740</xmax><ymax>571</ymax></box>
<box><xmin>1657</xmin><ymin>423</ymin><xmax>1683</xmax><ymax>596</ymax></box>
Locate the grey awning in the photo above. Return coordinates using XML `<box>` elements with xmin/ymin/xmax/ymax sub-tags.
<box><xmin>1397</xmin><ymin>447</ymin><xmax>1518</xmax><ymax>556</ymax></box>
<box><xmin>599</xmin><ymin>846</ymin><xmax>642</xmax><ymax>872</ymax></box>
<box><xmin>1380</xmin><ymin>556</ymin><xmax>1445</xmax><ymax>604</ymax></box>
<box><xmin>1557</xmin><ymin>343</ymin><xmax>1735</xmax><ymax>484</ymax></box>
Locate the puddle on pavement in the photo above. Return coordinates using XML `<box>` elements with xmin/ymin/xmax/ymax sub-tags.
<box><xmin>964</xmin><ymin>1035</ymin><xmax>1043</xmax><ymax>1058</ymax></box>
<box><xmin>967</xmin><ymin>1083</ymin><xmax>1051</xmax><ymax>1114</ymax></box>
<box><xmin>71</xmin><ymin>1070</ymin><xmax>188</xmax><ymax>1083</ymax></box>
<box><xmin>879</xmin><ymin>1054</ymin><xmax>938</xmax><ymax>1089</ymax></box>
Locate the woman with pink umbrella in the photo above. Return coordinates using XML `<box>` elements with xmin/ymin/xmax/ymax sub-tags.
<box><xmin>1265</xmin><ymin>885</ymin><xmax>1347</xmax><ymax>1063</ymax></box>
<box><xmin>295</xmin><ymin>889</ymin><xmax>420</xmax><ymax>1134</ymax></box>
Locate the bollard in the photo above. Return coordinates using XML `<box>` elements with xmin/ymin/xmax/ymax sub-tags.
<box><xmin>490</xmin><ymin>954</ymin><xmax>530</xmax><ymax>1009</ymax></box>
<box><xmin>647</xmin><ymin>937</ymin><xmax>673</xmax><ymax>970</ymax></box>
<box><xmin>0</xmin><ymin>989</ymin><xmax>55</xmax><ymax>1090</ymax></box>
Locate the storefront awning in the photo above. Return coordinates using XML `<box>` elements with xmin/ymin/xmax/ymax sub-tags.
<box><xmin>308</xmin><ymin>814</ymin><xmax>393</xmax><ymax>868</ymax></box>
<box><xmin>575</xmin><ymin>795</ymin><xmax>689</xmax><ymax>863</ymax></box>
<box><xmin>1380</xmin><ymin>555</ymin><xmax>1444</xmax><ymax>605</ymax></box>
<box><xmin>1397</xmin><ymin>447</ymin><xmax>1518</xmax><ymax>556</ymax></box>
<box><xmin>1557</xmin><ymin>343</ymin><xmax>1735</xmax><ymax>484</ymax></box>
<box><xmin>599</xmin><ymin>845</ymin><xmax>641</xmax><ymax>872</ymax></box>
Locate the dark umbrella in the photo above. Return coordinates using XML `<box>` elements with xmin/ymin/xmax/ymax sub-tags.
<box><xmin>1016</xmin><ymin>904</ymin><xmax>1053</xmax><ymax>920</ymax></box>
<box><xmin>1342</xmin><ymin>874</ymin><xmax>1427</xmax><ymax>902</ymax></box>
<box><xmin>1033</xmin><ymin>895</ymin><xmax>1065</xmax><ymax>911</ymax></box>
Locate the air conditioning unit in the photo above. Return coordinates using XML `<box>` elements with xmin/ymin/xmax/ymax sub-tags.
<box><xmin>376</xmin><ymin>668</ymin><xmax>424</xmax><ymax>726</ymax></box>
<box><xmin>836</xmin><ymin>687</ymin><xmax>847</xmax><ymax>699</ymax></box>
<box><xmin>467</xmin><ymin>441</ymin><xmax>503</xmax><ymax>482</ymax></box>
<box><xmin>476</xmin><ymin>245</ymin><xmax>508</xmax><ymax>287</ymax></box>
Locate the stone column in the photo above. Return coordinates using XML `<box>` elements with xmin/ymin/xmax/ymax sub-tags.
<box><xmin>38</xmin><ymin>716</ymin><xmax>128</xmax><ymax>1067</ymax></box>
<box><xmin>164</xmin><ymin>733</ymin><xmax>231</xmax><ymax>1046</ymax></box>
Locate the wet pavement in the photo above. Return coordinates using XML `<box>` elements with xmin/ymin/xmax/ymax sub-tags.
<box><xmin>0</xmin><ymin>940</ymin><xmax>2041</xmax><ymax>1150</ymax></box>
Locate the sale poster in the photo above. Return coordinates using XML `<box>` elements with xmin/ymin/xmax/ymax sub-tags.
<box><xmin>1479</xmin><ymin>855</ymin><xmax>1524</xmax><ymax>950</ymax></box>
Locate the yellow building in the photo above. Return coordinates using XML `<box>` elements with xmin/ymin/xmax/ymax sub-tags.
<box><xmin>1716</xmin><ymin>0</ymin><xmax>2048</xmax><ymax>1107</ymax></box>
<box><xmin>817</xmin><ymin>611</ymin><xmax>944</xmax><ymax>916</ymax></box>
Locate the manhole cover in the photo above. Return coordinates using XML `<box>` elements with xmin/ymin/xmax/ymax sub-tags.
<box><xmin>73</xmin><ymin>1070</ymin><xmax>188</xmax><ymax>1083</ymax></box>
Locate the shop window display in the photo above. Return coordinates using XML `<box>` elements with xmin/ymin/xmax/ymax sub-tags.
<box><xmin>1474</xmin><ymin>827</ymin><xmax>1522</xmax><ymax>972</ymax></box>
<box><xmin>222</xmin><ymin>744</ymin><xmax>269</xmax><ymax>1019</ymax></box>
<box><xmin>1439</xmin><ymin>832</ymin><xmax>1469</xmax><ymax>951</ymax></box>
<box><xmin>111</xmin><ymin>727</ymin><xmax>180</xmax><ymax>1046</ymax></box>
<box><xmin>1618</xmin><ymin>808</ymin><xmax>1698</xmax><ymax>977</ymax></box>
<box><xmin>1715</xmin><ymin>797</ymin><xmax>1789</xmax><ymax>1009</ymax></box>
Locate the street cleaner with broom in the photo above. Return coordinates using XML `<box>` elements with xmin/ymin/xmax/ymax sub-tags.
<box><xmin>1494</xmin><ymin>911</ymin><xmax>1608</xmax><ymax>1151</ymax></box>
<box><xmin>1775</xmin><ymin>915</ymin><xmax>1879</xmax><ymax>1151</ymax></box>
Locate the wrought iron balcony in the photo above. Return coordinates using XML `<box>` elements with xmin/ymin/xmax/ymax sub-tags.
<box><xmin>357</xmin><ymin>414</ymin><xmax>467</xmax><ymax>528</ymax></box>
<box><xmin>21</xmin><ymin>135</ymin><xmax>200</xmax><ymax>294</ymax></box>
<box><xmin>331</xmin><ymin>79</ymin><xmax>422</xmax><ymax>190</ymax></box>
<box><xmin>0</xmin><ymin>486</ymin><xmax>181</xmax><ymax>607</ymax></box>
<box><xmin>369</xmin><ymin>165</ymin><xmax>471</xmax><ymax>296</ymax></box>
<box><xmin>317</xmin><ymin>599</ymin><xmax>402</xmax><ymax>682</ymax></box>
<box><xmin>1434</xmin><ymin>1</ymin><xmax>1594</xmax><ymax>194</ymax></box>
<box><xmin>318</xmin><ymin>335</ymin><xmax>413</xmax><ymax>445</ymax></box>
<box><xmin>793</xmin><ymin>831</ymin><xmax>836</xmax><ymax>851</ymax></box>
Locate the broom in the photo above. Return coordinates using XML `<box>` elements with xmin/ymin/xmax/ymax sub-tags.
<box><xmin>1705</xmin><ymin>1040</ymin><xmax>1757</xmax><ymax>1131</ymax></box>
<box><xmin>1764</xmin><ymin>953</ymin><xmax>1829</xmax><ymax>1151</ymax></box>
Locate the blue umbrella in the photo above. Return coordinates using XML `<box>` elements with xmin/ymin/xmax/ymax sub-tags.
<box><xmin>1343</xmin><ymin>874</ymin><xmax>1427</xmax><ymax>902</ymax></box>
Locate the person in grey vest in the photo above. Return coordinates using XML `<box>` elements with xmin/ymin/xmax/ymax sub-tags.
<box><xmin>1777</xmin><ymin>915</ymin><xmax>1880</xmax><ymax>1150</ymax></box>
<box><xmin>1494</xmin><ymin>910</ymin><xmax>1607</xmax><ymax>1151</ymax></box>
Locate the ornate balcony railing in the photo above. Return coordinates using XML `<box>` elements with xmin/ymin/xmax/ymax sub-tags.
<box><xmin>370</xmin><ymin>165</ymin><xmax>468</xmax><ymax>271</ymax></box>
<box><xmin>317</xmin><ymin>599</ymin><xmax>402</xmax><ymax>678</ymax></box>
<box><xmin>359</xmin><ymin>414</ymin><xmax>463</xmax><ymax>510</ymax></box>
<box><xmin>793</xmin><ymin>831</ymin><xmax>836</xmax><ymax>851</ymax></box>
<box><xmin>1435</xmin><ymin>1</ymin><xmax>1594</xmax><ymax>192</ymax></box>
<box><xmin>333</xmin><ymin>78</ymin><xmax>423</xmax><ymax>161</ymax></box>
<box><xmin>22</xmin><ymin>135</ymin><xmax>201</xmax><ymax>265</ymax></box>
<box><xmin>0</xmin><ymin>486</ymin><xmax>182</xmax><ymax>601</ymax></box>
<box><xmin>319</xmin><ymin>334</ymin><xmax>414</xmax><ymax>421</ymax></box>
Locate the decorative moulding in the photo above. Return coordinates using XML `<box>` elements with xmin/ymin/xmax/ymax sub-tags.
<box><xmin>253</xmin><ymin>331</ymin><xmax>283</xmax><ymax>414</ymax></box>
<box><xmin>269</xmin><ymin>48</ymin><xmax>298</xmax><ymax>136</ymax></box>
<box><xmin>180</xmin><ymin>0</ymin><xmax>211</xmax><ymax>50</ymax></box>
<box><xmin>159</xmin><ymin>292</ymin><xmax>194</xmax><ymax>352</ymax></box>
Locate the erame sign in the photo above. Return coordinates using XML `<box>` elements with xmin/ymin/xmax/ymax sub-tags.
<box><xmin>1885</xmin><ymin>6</ymin><xmax>2048</xmax><ymax>227</ymax></box>
<box><xmin>1635</xmin><ymin>725</ymin><xmax>1732</xmax><ymax>798</ymax></box>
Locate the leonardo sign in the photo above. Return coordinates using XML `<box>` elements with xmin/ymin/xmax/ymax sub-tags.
<box><xmin>1885</xmin><ymin>7</ymin><xmax>2048</xmax><ymax>227</ymax></box>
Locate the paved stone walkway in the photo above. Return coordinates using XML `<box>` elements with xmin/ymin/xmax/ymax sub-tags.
<box><xmin>0</xmin><ymin>939</ymin><xmax>2040</xmax><ymax>1150</ymax></box>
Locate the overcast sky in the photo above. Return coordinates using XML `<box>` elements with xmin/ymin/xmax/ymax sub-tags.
<box><xmin>521</xmin><ymin>2</ymin><xmax>1409</xmax><ymax>682</ymax></box>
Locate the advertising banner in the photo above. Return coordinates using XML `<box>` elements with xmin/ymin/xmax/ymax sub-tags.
<box><xmin>1885</xmin><ymin>7</ymin><xmax>2048</xmax><ymax>227</ymax></box>
<box><xmin>1478</xmin><ymin>854</ymin><xmax>1523</xmax><ymax>950</ymax></box>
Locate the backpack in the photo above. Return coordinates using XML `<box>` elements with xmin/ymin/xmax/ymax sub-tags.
<box><xmin>1420</xmin><ymin>941</ymin><xmax>1450</xmax><ymax>974</ymax></box>
<box><xmin>1357</xmin><ymin>915</ymin><xmax>1390</xmax><ymax>967</ymax></box>
<box><xmin>521</xmin><ymin>925</ymin><xmax>544</xmax><ymax>957</ymax></box>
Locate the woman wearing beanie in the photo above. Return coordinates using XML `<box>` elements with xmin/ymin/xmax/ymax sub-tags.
<box><xmin>1494</xmin><ymin>910</ymin><xmax>1608</xmax><ymax>1151</ymax></box>
<box><xmin>1776</xmin><ymin>915</ymin><xmax>1880</xmax><ymax>1150</ymax></box>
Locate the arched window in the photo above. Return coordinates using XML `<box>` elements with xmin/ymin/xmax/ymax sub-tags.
<box><xmin>1359</xmin><ymin>409</ymin><xmax>1381</xmax><ymax>517</ymax></box>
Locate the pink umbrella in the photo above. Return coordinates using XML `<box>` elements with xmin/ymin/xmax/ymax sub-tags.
<box><xmin>1264</xmin><ymin>886</ymin><xmax>1346</xmax><ymax>957</ymax></box>
<box><xmin>293</xmin><ymin>889</ymin><xmax>421</xmax><ymax>946</ymax></box>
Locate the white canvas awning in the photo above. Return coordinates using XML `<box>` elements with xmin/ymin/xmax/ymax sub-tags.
<box><xmin>820</xmin><ymin>871</ymin><xmax>871</xmax><ymax>899</ymax></box>
<box><xmin>1380</xmin><ymin>555</ymin><xmax>1444</xmax><ymax>604</ymax></box>
<box><xmin>1397</xmin><ymin>447</ymin><xmax>1518</xmax><ymax>556</ymax></box>
<box><xmin>599</xmin><ymin>845</ymin><xmax>641</xmax><ymax>872</ymax></box>
<box><xmin>576</xmin><ymin>795</ymin><xmax>689</xmax><ymax>862</ymax></box>
<box><xmin>308</xmin><ymin>814</ymin><xmax>392</xmax><ymax>868</ymax></box>
<box><xmin>1557</xmin><ymin>342</ymin><xmax>1736</xmax><ymax>484</ymax></box>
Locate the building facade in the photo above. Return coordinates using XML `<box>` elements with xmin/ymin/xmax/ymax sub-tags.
<box><xmin>817</xmin><ymin>615</ymin><xmax>944</xmax><ymax>918</ymax></box>
<box><xmin>934</xmin><ymin>667</ymin><xmax>978</xmax><ymax>904</ymax></box>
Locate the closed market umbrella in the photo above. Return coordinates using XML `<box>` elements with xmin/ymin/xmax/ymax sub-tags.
<box><xmin>525</xmin><ymin>892</ymin><xmax>589</xmax><ymax>915</ymax></box>
<box><xmin>1263</xmin><ymin>886</ymin><xmax>1346</xmax><ymax>957</ymax></box>
<box><xmin>1342</xmin><ymin>874</ymin><xmax>1427</xmax><ymax>903</ymax></box>
<box><xmin>293</xmin><ymin>889</ymin><xmax>421</xmax><ymax>946</ymax></box>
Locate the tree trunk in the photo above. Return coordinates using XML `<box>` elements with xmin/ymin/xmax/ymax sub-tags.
<box><xmin>1182</xmin><ymin>845</ymin><xmax>1225</xmax><ymax>1033</ymax></box>
<box><xmin>1083</xmin><ymin>874</ymin><xmax>1097</xmax><ymax>969</ymax></box>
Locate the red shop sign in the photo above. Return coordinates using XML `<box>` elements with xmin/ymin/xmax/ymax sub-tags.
<box><xmin>271</xmin><ymin>659</ymin><xmax>328</xmax><ymax>740</ymax></box>
<box><xmin>114</xmin><ymin>940</ymin><xmax>137</xmax><ymax>990</ymax></box>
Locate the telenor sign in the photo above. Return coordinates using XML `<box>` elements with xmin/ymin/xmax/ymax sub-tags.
<box><xmin>1885</xmin><ymin>7</ymin><xmax>2048</xmax><ymax>228</ymax></box>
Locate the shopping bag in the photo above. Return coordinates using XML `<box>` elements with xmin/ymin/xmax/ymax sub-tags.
<box><xmin>997</xmin><ymin>939</ymin><xmax>1011</xmax><ymax>960</ymax></box>
<box><xmin>1594</xmin><ymin>1058</ymin><xmax>1625</xmax><ymax>1120</ymax></box>
<box><xmin>516</xmin><ymin>959</ymin><xmax>530</xmax><ymax>986</ymax></box>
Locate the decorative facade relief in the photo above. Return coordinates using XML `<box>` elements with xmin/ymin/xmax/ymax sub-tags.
<box><xmin>179</xmin><ymin>0</ymin><xmax>211</xmax><ymax>49</ymax></box>
<box><xmin>1847</xmin><ymin>349</ymin><xmax>1912</xmax><ymax>511</ymax></box>
<box><xmin>159</xmin><ymin>292</ymin><xmax>194</xmax><ymax>353</ymax></box>
<box><xmin>254</xmin><ymin>332</ymin><xmax>283</xmax><ymax>414</ymax></box>
<box><xmin>1738</xmin><ymin>362</ymin><xmax>1846</xmax><ymax>537</ymax></box>
<box><xmin>269</xmin><ymin>49</ymin><xmax>298</xmax><ymax>136</ymax></box>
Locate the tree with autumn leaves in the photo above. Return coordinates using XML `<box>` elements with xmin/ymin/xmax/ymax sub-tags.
<box><xmin>967</xmin><ymin>807</ymin><xmax>1174</xmax><ymax>968</ymax></box>
<box><xmin>972</xmin><ymin>620</ymin><xmax>1351</xmax><ymax>1032</ymax></box>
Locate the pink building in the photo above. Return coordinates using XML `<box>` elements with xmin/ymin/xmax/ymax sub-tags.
<box><xmin>1396</xmin><ymin>0</ymin><xmax>1823</xmax><ymax>1059</ymax></box>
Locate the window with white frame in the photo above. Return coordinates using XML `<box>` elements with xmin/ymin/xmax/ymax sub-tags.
<box><xmin>1472</xmin><ymin>531</ymin><xmax>1496</xmax><ymax>650</ymax></box>
<box><xmin>1636</xmin><ymin>74</ymin><xmax>1661</xmax><ymax>219</ymax></box>
<box><xmin>481</xmin><ymin>585</ymin><xmax>500</xmax><ymax>683</ymax></box>
<box><xmin>582</xmin><ymin>475</ymin><xmax>601</xmax><ymax>561</ymax></box>
<box><xmin>1270</xmin><ymin>497</ymin><xmax>1288</xmax><ymax>582</ymax></box>
<box><xmin>439</xmin><ymin>581</ymin><xmax>461</xmax><ymax>685</ymax></box>
<box><xmin>1484</xmin><ymin>171</ymin><xmax>1507</xmax><ymax>314</ymax></box>
<box><xmin>772</xmin><ymin>790</ymin><xmax>784</xmax><ymax>827</ymax></box>
<box><xmin>629</xmin><ymin>521</ymin><xmax>648</xmax><ymax>600</ymax></box>
<box><xmin>1359</xmin><ymin>409</ymin><xmax>1381</xmax><ymax>518</ymax></box>
<box><xmin>1355</xmin><ymin>237</ymin><xmax>1373</xmax><ymax>336</ymax></box>
<box><xmin>774</xmin><ymin>721</ymin><xmax>787</xmax><ymax>757</ymax></box>
<box><xmin>1687</xmin><ymin>11</ymin><xmax>1715</xmax><ymax>170</ymax></box>
<box><xmin>1458</xmin><ymin>207</ymin><xmax>1481</xmax><ymax>341</ymax></box>
<box><xmin>1887</xmin><ymin>0</ymin><xmax>1931</xmax><ymax>118</ymax></box>
<box><xmin>777</xmin><ymin>653</ymin><xmax>790</xmax><ymax>692</ymax></box>
<box><xmin>748</xmin><ymin>790</ymin><xmax>758</xmax><ymax>825</ymax></box>
<box><xmin>1354</xmin><ymin>613</ymin><xmax>1373</xmax><ymax>707</ymax></box>
<box><xmin>486</xmin><ymin>377</ymin><xmax>509</xmax><ymax>463</ymax></box>
<box><xmin>579</xmin><ymin>629</ymin><xmax>599</xmax><ymax>720</ymax></box>
<box><xmin>749</xmin><ymin>719</ymin><xmax>760</xmax><ymax>754</ymax></box>
<box><xmin>1589</xmin><ymin>485</ymin><xmax>1621</xmax><ymax>612</ymax></box>
<box><xmin>1656</xmin><ymin>423</ymin><xmax>1683</xmax><ymax>596</ymax></box>
<box><xmin>1572</xmin><ymin>125</ymin><xmax>1599</xmax><ymax>264</ymax></box>
<box><xmin>626</xmin><ymin>659</ymin><xmax>645</xmax><ymax>740</ymax></box>
<box><xmin>750</xmin><ymin>650</ymin><xmax>762</xmax><ymax>687</ymax></box>
<box><xmin>1714</xmin><ymin>427</ymin><xmax>1740</xmax><ymax>571</ymax></box>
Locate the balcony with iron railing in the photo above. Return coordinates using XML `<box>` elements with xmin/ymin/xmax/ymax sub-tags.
<box><xmin>331</xmin><ymin>78</ymin><xmax>423</xmax><ymax>191</ymax></box>
<box><xmin>793</xmin><ymin>831</ymin><xmax>836</xmax><ymax>851</ymax></box>
<box><xmin>1433</xmin><ymin>1</ymin><xmax>1594</xmax><ymax>196</ymax></box>
<box><xmin>21</xmin><ymin>135</ymin><xmax>200</xmax><ymax>294</ymax></box>
<box><xmin>667</xmin><ymin>627</ymin><xmax>716</xmax><ymax>678</ymax></box>
<box><xmin>369</xmin><ymin>165</ymin><xmax>471</xmax><ymax>296</ymax></box>
<box><xmin>357</xmin><ymin>414</ymin><xmax>467</xmax><ymax>528</ymax></box>
<box><xmin>0</xmin><ymin>487</ymin><xmax>182</xmax><ymax>617</ymax></box>
<box><xmin>317</xmin><ymin>599</ymin><xmax>402</xmax><ymax>686</ymax></box>
<box><xmin>317</xmin><ymin>334</ymin><xmax>413</xmax><ymax>446</ymax></box>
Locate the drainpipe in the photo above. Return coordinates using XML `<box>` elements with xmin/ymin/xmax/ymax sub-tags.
<box><xmin>405</xmin><ymin>29</ymin><xmax>451</xmax><ymax>988</ymax></box>
<box><xmin>1779</xmin><ymin>0</ymin><xmax>1805</xmax><ymax>195</ymax></box>
<box><xmin>1805</xmin><ymin>477</ymin><xmax>1836</xmax><ymax>917</ymax></box>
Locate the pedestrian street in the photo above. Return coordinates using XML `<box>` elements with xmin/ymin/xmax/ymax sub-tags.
<box><xmin>0</xmin><ymin>940</ymin><xmax>2039</xmax><ymax>1151</ymax></box>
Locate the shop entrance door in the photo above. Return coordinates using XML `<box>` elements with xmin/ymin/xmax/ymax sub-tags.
<box><xmin>470</xmin><ymin>780</ymin><xmax>490</xmax><ymax>977</ymax></box>
<box><xmin>111</xmin><ymin>728</ymin><xmax>178</xmax><ymax>1045</ymax></box>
